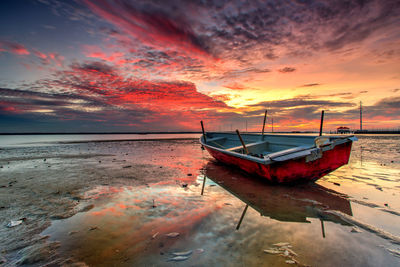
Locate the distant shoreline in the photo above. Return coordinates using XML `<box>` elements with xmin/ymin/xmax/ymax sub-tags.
<box><xmin>56</xmin><ymin>138</ymin><xmax>199</xmax><ymax>144</ymax></box>
<box><xmin>0</xmin><ymin>131</ymin><xmax>398</xmax><ymax>135</ymax></box>
<box><xmin>0</xmin><ymin>132</ymin><xmax>202</xmax><ymax>135</ymax></box>
<box><xmin>353</xmin><ymin>130</ymin><xmax>400</xmax><ymax>134</ymax></box>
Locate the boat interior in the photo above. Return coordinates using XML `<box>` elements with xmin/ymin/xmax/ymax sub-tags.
<box><xmin>202</xmin><ymin>132</ymin><xmax>347</xmax><ymax>159</ymax></box>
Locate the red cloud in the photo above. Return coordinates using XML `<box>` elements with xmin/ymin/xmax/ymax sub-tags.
<box><xmin>33</xmin><ymin>49</ymin><xmax>47</xmax><ymax>59</ymax></box>
<box><xmin>223</xmin><ymin>82</ymin><xmax>247</xmax><ymax>90</ymax></box>
<box><xmin>0</xmin><ymin>40</ymin><xmax>30</xmax><ymax>55</ymax></box>
<box><xmin>0</xmin><ymin>61</ymin><xmax>229</xmax><ymax>130</ymax></box>
<box><xmin>32</xmin><ymin>49</ymin><xmax>64</xmax><ymax>66</ymax></box>
<box><xmin>54</xmin><ymin>61</ymin><xmax>227</xmax><ymax>113</ymax></box>
<box><xmin>83</xmin><ymin>45</ymin><xmax>125</xmax><ymax>63</ymax></box>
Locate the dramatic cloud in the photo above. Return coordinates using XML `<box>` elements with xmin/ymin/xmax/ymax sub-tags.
<box><xmin>322</xmin><ymin>1</ymin><xmax>400</xmax><ymax>51</ymax></box>
<box><xmin>79</xmin><ymin>0</ymin><xmax>400</xmax><ymax>80</ymax></box>
<box><xmin>0</xmin><ymin>40</ymin><xmax>30</xmax><ymax>55</ymax></box>
<box><xmin>84</xmin><ymin>0</ymin><xmax>211</xmax><ymax>57</ymax></box>
<box><xmin>47</xmin><ymin>61</ymin><xmax>228</xmax><ymax>111</ymax></box>
<box><xmin>0</xmin><ymin>60</ymin><xmax>232</xmax><ymax>131</ymax></box>
<box><xmin>1</xmin><ymin>0</ymin><xmax>399</xmax><ymax>132</ymax></box>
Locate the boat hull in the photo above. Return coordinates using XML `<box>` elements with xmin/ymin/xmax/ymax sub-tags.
<box><xmin>204</xmin><ymin>141</ymin><xmax>353</xmax><ymax>183</ymax></box>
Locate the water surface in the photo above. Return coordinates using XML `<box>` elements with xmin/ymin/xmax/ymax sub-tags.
<box><xmin>2</xmin><ymin>134</ymin><xmax>400</xmax><ymax>266</ymax></box>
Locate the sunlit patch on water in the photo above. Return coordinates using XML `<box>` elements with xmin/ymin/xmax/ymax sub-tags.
<box><xmin>43</xmin><ymin>180</ymin><xmax>226</xmax><ymax>266</ymax></box>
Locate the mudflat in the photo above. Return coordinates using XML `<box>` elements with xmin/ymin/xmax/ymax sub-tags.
<box><xmin>0</xmin><ymin>135</ymin><xmax>399</xmax><ymax>266</ymax></box>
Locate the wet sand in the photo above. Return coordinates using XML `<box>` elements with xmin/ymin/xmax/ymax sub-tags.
<box><xmin>0</xmin><ymin>140</ymin><xmax>201</xmax><ymax>265</ymax></box>
<box><xmin>0</xmin><ymin>135</ymin><xmax>399</xmax><ymax>266</ymax></box>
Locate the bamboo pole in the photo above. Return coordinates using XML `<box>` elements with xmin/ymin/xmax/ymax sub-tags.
<box><xmin>201</xmin><ymin>120</ymin><xmax>207</xmax><ymax>143</ymax></box>
<box><xmin>320</xmin><ymin>219</ymin><xmax>326</xmax><ymax>238</ymax></box>
<box><xmin>319</xmin><ymin>110</ymin><xmax>324</xmax><ymax>136</ymax></box>
<box><xmin>261</xmin><ymin>110</ymin><xmax>267</xmax><ymax>138</ymax></box>
<box><xmin>271</xmin><ymin>118</ymin><xmax>274</xmax><ymax>133</ymax></box>
<box><xmin>201</xmin><ymin>176</ymin><xmax>207</xmax><ymax>196</ymax></box>
<box><xmin>236</xmin><ymin>129</ymin><xmax>249</xmax><ymax>154</ymax></box>
<box><xmin>236</xmin><ymin>204</ymin><xmax>249</xmax><ymax>230</ymax></box>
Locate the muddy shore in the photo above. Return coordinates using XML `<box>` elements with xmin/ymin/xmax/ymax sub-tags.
<box><xmin>1</xmin><ymin>136</ymin><xmax>399</xmax><ymax>266</ymax></box>
<box><xmin>0</xmin><ymin>139</ymin><xmax>202</xmax><ymax>266</ymax></box>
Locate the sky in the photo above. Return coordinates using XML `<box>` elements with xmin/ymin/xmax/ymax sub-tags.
<box><xmin>0</xmin><ymin>0</ymin><xmax>399</xmax><ymax>133</ymax></box>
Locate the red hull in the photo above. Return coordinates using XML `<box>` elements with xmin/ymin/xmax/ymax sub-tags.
<box><xmin>205</xmin><ymin>141</ymin><xmax>353</xmax><ymax>183</ymax></box>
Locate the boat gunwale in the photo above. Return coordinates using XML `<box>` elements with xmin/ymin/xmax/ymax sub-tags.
<box><xmin>200</xmin><ymin>133</ymin><xmax>356</xmax><ymax>164</ymax></box>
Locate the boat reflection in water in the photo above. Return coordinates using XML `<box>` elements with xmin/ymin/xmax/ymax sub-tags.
<box><xmin>202</xmin><ymin>161</ymin><xmax>353</xmax><ymax>236</ymax></box>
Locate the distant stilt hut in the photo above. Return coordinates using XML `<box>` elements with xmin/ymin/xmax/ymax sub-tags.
<box><xmin>337</xmin><ymin>126</ymin><xmax>350</xmax><ymax>134</ymax></box>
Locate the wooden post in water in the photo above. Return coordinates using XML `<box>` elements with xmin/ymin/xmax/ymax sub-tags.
<box><xmin>201</xmin><ymin>176</ymin><xmax>207</xmax><ymax>196</ymax></box>
<box><xmin>201</xmin><ymin>120</ymin><xmax>207</xmax><ymax>143</ymax></box>
<box><xmin>261</xmin><ymin>110</ymin><xmax>267</xmax><ymax>138</ymax></box>
<box><xmin>272</xmin><ymin>118</ymin><xmax>274</xmax><ymax>133</ymax></box>
<box><xmin>236</xmin><ymin>204</ymin><xmax>249</xmax><ymax>230</ymax></box>
<box><xmin>320</xmin><ymin>219</ymin><xmax>326</xmax><ymax>238</ymax></box>
<box><xmin>319</xmin><ymin>110</ymin><xmax>325</xmax><ymax>136</ymax></box>
<box><xmin>236</xmin><ymin>129</ymin><xmax>249</xmax><ymax>154</ymax></box>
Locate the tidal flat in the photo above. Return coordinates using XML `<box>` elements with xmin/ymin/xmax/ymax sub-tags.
<box><xmin>0</xmin><ymin>134</ymin><xmax>399</xmax><ymax>266</ymax></box>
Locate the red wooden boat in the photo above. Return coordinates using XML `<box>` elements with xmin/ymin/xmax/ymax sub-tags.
<box><xmin>200</xmin><ymin>132</ymin><xmax>357</xmax><ymax>183</ymax></box>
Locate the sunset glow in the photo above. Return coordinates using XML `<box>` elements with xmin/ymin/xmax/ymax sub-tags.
<box><xmin>1</xmin><ymin>0</ymin><xmax>399</xmax><ymax>132</ymax></box>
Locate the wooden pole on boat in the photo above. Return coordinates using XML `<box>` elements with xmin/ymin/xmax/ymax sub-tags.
<box><xmin>261</xmin><ymin>110</ymin><xmax>267</xmax><ymax>138</ymax></box>
<box><xmin>319</xmin><ymin>110</ymin><xmax>325</xmax><ymax>136</ymax></box>
<box><xmin>236</xmin><ymin>204</ymin><xmax>249</xmax><ymax>230</ymax></box>
<box><xmin>201</xmin><ymin>120</ymin><xmax>207</xmax><ymax>143</ymax></box>
<box><xmin>236</xmin><ymin>129</ymin><xmax>249</xmax><ymax>154</ymax></box>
